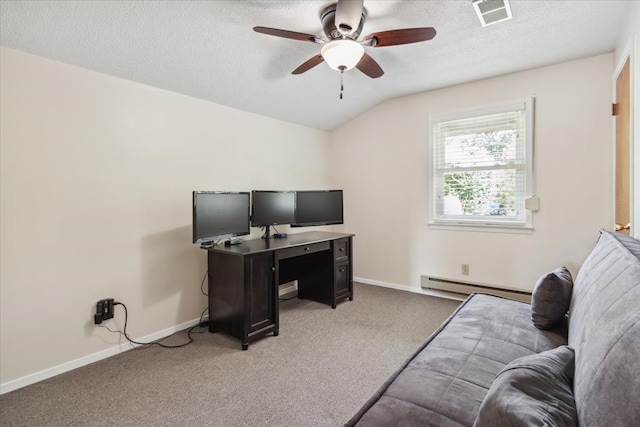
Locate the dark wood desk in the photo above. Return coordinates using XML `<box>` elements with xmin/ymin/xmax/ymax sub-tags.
<box><xmin>205</xmin><ymin>231</ymin><xmax>354</xmax><ymax>350</ymax></box>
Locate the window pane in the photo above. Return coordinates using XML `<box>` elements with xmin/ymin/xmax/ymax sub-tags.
<box><xmin>441</xmin><ymin>169</ymin><xmax>522</xmax><ymax>218</ymax></box>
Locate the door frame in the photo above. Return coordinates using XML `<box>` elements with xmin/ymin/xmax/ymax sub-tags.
<box><xmin>613</xmin><ymin>40</ymin><xmax>635</xmax><ymax>237</ymax></box>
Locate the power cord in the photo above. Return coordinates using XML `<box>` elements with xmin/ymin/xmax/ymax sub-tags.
<box><xmin>100</xmin><ymin>303</ymin><xmax>208</xmax><ymax>349</ymax></box>
<box><xmin>201</xmin><ymin>270</ymin><xmax>208</xmax><ymax>296</ymax></box>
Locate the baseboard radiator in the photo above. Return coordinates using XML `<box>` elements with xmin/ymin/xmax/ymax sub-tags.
<box><xmin>421</xmin><ymin>275</ymin><xmax>531</xmax><ymax>303</ymax></box>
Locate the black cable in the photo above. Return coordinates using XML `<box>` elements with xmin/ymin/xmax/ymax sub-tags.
<box><xmin>201</xmin><ymin>270</ymin><xmax>208</xmax><ymax>296</ymax></box>
<box><xmin>193</xmin><ymin>306</ymin><xmax>209</xmax><ymax>331</ymax></box>
<box><xmin>103</xmin><ymin>302</ymin><xmax>206</xmax><ymax>349</ymax></box>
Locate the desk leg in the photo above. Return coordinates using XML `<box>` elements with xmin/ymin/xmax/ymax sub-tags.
<box><xmin>242</xmin><ymin>343</ymin><xmax>248</xmax><ymax>351</ymax></box>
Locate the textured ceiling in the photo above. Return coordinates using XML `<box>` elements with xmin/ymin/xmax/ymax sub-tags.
<box><xmin>0</xmin><ymin>0</ymin><xmax>631</xmax><ymax>130</ymax></box>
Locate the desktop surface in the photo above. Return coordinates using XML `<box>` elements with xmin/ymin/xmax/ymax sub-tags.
<box><xmin>206</xmin><ymin>231</ymin><xmax>354</xmax><ymax>255</ymax></box>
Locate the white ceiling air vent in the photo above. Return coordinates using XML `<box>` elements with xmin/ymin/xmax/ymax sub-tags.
<box><xmin>472</xmin><ymin>0</ymin><xmax>513</xmax><ymax>27</ymax></box>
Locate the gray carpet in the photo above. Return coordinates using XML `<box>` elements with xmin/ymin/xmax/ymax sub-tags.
<box><xmin>0</xmin><ymin>283</ymin><xmax>461</xmax><ymax>427</ymax></box>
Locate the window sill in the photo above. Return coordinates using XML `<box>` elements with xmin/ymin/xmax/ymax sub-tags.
<box><xmin>428</xmin><ymin>222</ymin><xmax>534</xmax><ymax>234</ymax></box>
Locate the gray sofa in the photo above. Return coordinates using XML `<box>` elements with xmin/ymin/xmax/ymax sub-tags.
<box><xmin>346</xmin><ymin>230</ymin><xmax>640</xmax><ymax>426</ymax></box>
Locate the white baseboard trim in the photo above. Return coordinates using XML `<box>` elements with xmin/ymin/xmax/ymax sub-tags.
<box><xmin>0</xmin><ymin>316</ymin><xmax>205</xmax><ymax>395</ymax></box>
<box><xmin>2</xmin><ymin>279</ymin><xmax>463</xmax><ymax>395</ymax></box>
<box><xmin>354</xmin><ymin>277</ymin><xmax>466</xmax><ymax>302</ymax></box>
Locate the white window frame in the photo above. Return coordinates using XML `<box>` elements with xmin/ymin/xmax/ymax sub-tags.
<box><xmin>428</xmin><ymin>98</ymin><xmax>535</xmax><ymax>232</ymax></box>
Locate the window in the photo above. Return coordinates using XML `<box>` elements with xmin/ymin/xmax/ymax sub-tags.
<box><xmin>429</xmin><ymin>99</ymin><xmax>534</xmax><ymax>230</ymax></box>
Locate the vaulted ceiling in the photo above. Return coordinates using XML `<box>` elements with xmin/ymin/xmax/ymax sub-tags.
<box><xmin>0</xmin><ymin>1</ymin><xmax>631</xmax><ymax>130</ymax></box>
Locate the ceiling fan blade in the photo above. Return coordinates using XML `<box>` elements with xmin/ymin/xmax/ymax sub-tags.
<box><xmin>292</xmin><ymin>55</ymin><xmax>325</xmax><ymax>75</ymax></box>
<box><xmin>355</xmin><ymin>53</ymin><xmax>384</xmax><ymax>79</ymax></box>
<box><xmin>253</xmin><ymin>26</ymin><xmax>322</xmax><ymax>44</ymax></box>
<box><xmin>335</xmin><ymin>0</ymin><xmax>364</xmax><ymax>36</ymax></box>
<box><xmin>363</xmin><ymin>27</ymin><xmax>437</xmax><ymax>47</ymax></box>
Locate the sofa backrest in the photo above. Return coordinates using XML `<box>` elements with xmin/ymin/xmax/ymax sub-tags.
<box><xmin>568</xmin><ymin>230</ymin><xmax>640</xmax><ymax>426</ymax></box>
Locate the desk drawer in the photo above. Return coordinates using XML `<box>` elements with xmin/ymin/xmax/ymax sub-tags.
<box><xmin>333</xmin><ymin>238</ymin><xmax>350</xmax><ymax>262</ymax></box>
<box><xmin>335</xmin><ymin>261</ymin><xmax>351</xmax><ymax>298</ymax></box>
<box><xmin>277</xmin><ymin>241</ymin><xmax>330</xmax><ymax>260</ymax></box>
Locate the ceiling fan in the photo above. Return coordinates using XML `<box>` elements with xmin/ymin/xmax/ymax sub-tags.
<box><xmin>253</xmin><ymin>0</ymin><xmax>437</xmax><ymax>79</ymax></box>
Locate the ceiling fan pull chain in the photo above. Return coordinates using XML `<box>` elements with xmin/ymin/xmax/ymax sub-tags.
<box><xmin>340</xmin><ymin>67</ymin><xmax>345</xmax><ymax>99</ymax></box>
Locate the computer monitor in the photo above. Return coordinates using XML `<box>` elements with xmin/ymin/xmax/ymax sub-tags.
<box><xmin>192</xmin><ymin>191</ymin><xmax>250</xmax><ymax>245</ymax></box>
<box><xmin>292</xmin><ymin>190</ymin><xmax>343</xmax><ymax>227</ymax></box>
<box><xmin>251</xmin><ymin>190</ymin><xmax>296</xmax><ymax>238</ymax></box>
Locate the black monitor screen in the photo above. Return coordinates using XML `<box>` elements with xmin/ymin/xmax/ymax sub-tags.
<box><xmin>192</xmin><ymin>191</ymin><xmax>250</xmax><ymax>243</ymax></box>
<box><xmin>293</xmin><ymin>190</ymin><xmax>343</xmax><ymax>227</ymax></box>
<box><xmin>251</xmin><ymin>191</ymin><xmax>296</xmax><ymax>226</ymax></box>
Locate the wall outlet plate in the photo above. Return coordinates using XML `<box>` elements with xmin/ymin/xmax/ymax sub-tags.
<box><xmin>461</xmin><ymin>264</ymin><xmax>470</xmax><ymax>275</ymax></box>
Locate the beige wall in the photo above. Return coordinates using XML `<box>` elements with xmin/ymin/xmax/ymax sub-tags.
<box><xmin>0</xmin><ymin>47</ymin><xmax>331</xmax><ymax>386</ymax></box>
<box><xmin>0</xmin><ymin>46</ymin><xmax>620</xmax><ymax>390</ymax></box>
<box><xmin>330</xmin><ymin>54</ymin><xmax>614</xmax><ymax>292</ymax></box>
<box><xmin>614</xmin><ymin>1</ymin><xmax>639</xmax><ymax>238</ymax></box>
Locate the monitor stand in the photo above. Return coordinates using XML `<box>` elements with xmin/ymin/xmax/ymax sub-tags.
<box><xmin>261</xmin><ymin>225</ymin><xmax>272</xmax><ymax>239</ymax></box>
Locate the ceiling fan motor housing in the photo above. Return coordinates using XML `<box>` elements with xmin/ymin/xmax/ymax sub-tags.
<box><xmin>321</xmin><ymin>4</ymin><xmax>366</xmax><ymax>40</ymax></box>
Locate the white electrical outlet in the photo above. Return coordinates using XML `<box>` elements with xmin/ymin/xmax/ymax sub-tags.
<box><xmin>461</xmin><ymin>264</ymin><xmax>470</xmax><ymax>275</ymax></box>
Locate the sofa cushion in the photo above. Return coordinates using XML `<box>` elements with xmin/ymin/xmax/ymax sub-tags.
<box><xmin>473</xmin><ymin>346</ymin><xmax>577</xmax><ymax>427</ymax></box>
<box><xmin>346</xmin><ymin>294</ymin><xmax>568</xmax><ymax>427</ymax></box>
<box><xmin>531</xmin><ymin>266</ymin><xmax>573</xmax><ymax>329</ymax></box>
<box><xmin>568</xmin><ymin>231</ymin><xmax>640</xmax><ymax>426</ymax></box>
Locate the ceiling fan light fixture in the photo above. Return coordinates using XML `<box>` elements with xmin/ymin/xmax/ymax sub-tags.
<box><xmin>321</xmin><ymin>40</ymin><xmax>365</xmax><ymax>71</ymax></box>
